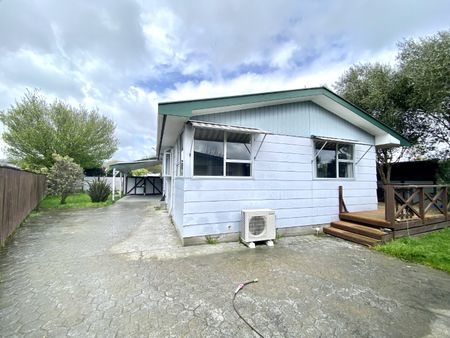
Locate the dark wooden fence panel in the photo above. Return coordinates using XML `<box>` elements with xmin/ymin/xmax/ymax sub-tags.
<box><xmin>0</xmin><ymin>166</ymin><xmax>46</xmax><ymax>246</ymax></box>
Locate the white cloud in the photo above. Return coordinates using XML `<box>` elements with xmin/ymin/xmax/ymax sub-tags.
<box><xmin>270</xmin><ymin>41</ymin><xmax>299</xmax><ymax>70</ymax></box>
<box><xmin>0</xmin><ymin>0</ymin><xmax>449</xmax><ymax>162</ymax></box>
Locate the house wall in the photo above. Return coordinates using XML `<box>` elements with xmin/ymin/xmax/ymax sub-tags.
<box><xmin>163</xmin><ymin>132</ymin><xmax>187</xmax><ymax>235</ymax></box>
<box><xmin>161</xmin><ymin>100</ymin><xmax>379</xmax><ymax>241</ymax></box>
<box><xmin>192</xmin><ymin>101</ymin><xmax>374</xmax><ymax>144</ymax></box>
<box><xmin>172</xmin><ymin>177</ymin><xmax>185</xmax><ymax>234</ymax></box>
<box><xmin>179</xmin><ymin>132</ymin><xmax>377</xmax><ymax>239</ymax></box>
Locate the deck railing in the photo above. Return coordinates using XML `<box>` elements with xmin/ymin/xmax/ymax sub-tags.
<box><xmin>384</xmin><ymin>184</ymin><xmax>450</xmax><ymax>226</ymax></box>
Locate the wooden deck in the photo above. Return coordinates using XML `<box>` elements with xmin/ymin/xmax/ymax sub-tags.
<box><xmin>339</xmin><ymin>207</ymin><xmax>390</xmax><ymax>228</ymax></box>
<box><xmin>324</xmin><ymin>185</ymin><xmax>450</xmax><ymax>246</ymax></box>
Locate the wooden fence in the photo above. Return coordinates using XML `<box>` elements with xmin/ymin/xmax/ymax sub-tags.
<box><xmin>0</xmin><ymin>166</ymin><xmax>46</xmax><ymax>246</ymax></box>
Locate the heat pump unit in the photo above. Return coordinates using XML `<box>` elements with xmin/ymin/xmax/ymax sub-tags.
<box><xmin>241</xmin><ymin>209</ymin><xmax>276</xmax><ymax>248</ymax></box>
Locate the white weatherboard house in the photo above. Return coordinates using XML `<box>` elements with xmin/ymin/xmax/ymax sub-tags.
<box><xmin>157</xmin><ymin>87</ymin><xmax>409</xmax><ymax>245</ymax></box>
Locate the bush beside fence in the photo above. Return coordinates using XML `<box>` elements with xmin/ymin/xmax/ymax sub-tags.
<box><xmin>0</xmin><ymin>166</ymin><xmax>46</xmax><ymax>246</ymax></box>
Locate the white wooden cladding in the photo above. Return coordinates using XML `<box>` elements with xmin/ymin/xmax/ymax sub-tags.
<box><xmin>192</xmin><ymin>101</ymin><xmax>375</xmax><ymax>144</ymax></box>
<box><xmin>167</xmin><ymin>133</ymin><xmax>378</xmax><ymax>238</ymax></box>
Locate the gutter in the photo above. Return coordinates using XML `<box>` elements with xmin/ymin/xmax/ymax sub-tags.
<box><xmin>157</xmin><ymin>115</ymin><xmax>167</xmax><ymax>158</ymax></box>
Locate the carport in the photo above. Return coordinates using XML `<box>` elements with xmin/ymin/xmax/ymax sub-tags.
<box><xmin>109</xmin><ymin>159</ymin><xmax>162</xmax><ymax>201</ymax></box>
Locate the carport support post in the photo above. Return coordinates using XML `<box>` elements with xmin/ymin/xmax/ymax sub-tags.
<box><xmin>119</xmin><ymin>172</ymin><xmax>122</xmax><ymax>198</ymax></box>
<box><xmin>112</xmin><ymin>168</ymin><xmax>116</xmax><ymax>201</ymax></box>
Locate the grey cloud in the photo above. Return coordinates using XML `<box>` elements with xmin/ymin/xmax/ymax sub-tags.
<box><xmin>0</xmin><ymin>0</ymin><xmax>149</xmax><ymax>69</ymax></box>
<box><xmin>157</xmin><ymin>0</ymin><xmax>450</xmax><ymax>72</ymax></box>
<box><xmin>0</xmin><ymin>51</ymin><xmax>84</xmax><ymax>99</ymax></box>
<box><xmin>0</xmin><ymin>0</ymin><xmax>449</xmax><ymax>162</ymax></box>
<box><xmin>0</xmin><ymin>1</ymin><xmax>55</xmax><ymax>53</ymax></box>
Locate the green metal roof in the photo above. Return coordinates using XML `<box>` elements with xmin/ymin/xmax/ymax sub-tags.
<box><xmin>158</xmin><ymin>87</ymin><xmax>410</xmax><ymax>146</ymax></box>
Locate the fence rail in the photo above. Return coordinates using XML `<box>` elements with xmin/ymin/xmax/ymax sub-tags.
<box><xmin>384</xmin><ymin>184</ymin><xmax>450</xmax><ymax>226</ymax></box>
<box><xmin>0</xmin><ymin>166</ymin><xmax>46</xmax><ymax>246</ymax></box>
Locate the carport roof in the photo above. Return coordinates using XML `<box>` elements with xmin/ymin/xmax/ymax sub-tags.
<box><xmin>109</xmin><ymin>159</ymin><xmax>161</xmax><ymax>173</ymax></box>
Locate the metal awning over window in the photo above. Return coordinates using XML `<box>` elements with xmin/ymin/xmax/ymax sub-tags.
<box><xmin>312</xmin><ymin>135</ymin><xmax>360</xmax><ymax>145</ymax></box>
<box><xmin>311</xmin><ymin>135</ymin><xmax>374</xmax><ymax>165</ymax></box>
<box><xmin>188</xmin><ymin>120</ymin><xmax>269</xmax><ymax>160</ymax></box>
<box><xmin>188</xmin><ymin>120</ymin><xmax>268</xmax><ymax>134</ymax></box>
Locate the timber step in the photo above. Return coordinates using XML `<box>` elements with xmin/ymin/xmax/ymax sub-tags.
<box><xmin>339</xmin><ymin>212</ymin><xmax>392</xmax><ymax>229</ymax></box>
<box><xmin>330</xmin><ymin>221</ymin><xmax>388</xmax><ymax>240</ymax></box>
<box><xmin>323</xmin><ymin>226</ymin><xmax>380</xmax><ymax>247</ymax></box>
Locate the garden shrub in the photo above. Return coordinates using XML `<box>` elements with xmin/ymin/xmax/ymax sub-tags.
<box><xmin>87</xmin><ymin>178</ymin><xmax>111</xmax><ymax>202</ymax></box>
<box><xmin>47</xmin><ymin>154</ymin><xmax>84</xmax><ymax>204</ymax></box>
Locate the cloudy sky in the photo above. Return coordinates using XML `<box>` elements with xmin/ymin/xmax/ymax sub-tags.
<box><xmin>0</xmin><ymin>0</ymin><xmax>449</xmax><ymax>162</ymax></box>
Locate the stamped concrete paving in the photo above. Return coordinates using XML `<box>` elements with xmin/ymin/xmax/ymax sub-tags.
<box><xmin>1</xmin><ymin>196</ymin><xmax>450</xmax><ymax>338</ymax></box>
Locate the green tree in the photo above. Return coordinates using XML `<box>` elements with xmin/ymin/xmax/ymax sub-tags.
<box><xmin>397</xmin><ymin>31</ymin><xmax>450</xmax><ymax>157</ymax></box>
<box><xmin>335</xmin><ymin>30</ymin><xmax>450</xmax><ymax>182</ymax></box>
<box><xmin>436</xmin><ymin>160</ymin><xmax>450</xmax><ymax>184</ymax></box>
<box><xmin>334</xmin><ymin>63</ymin><xmax>414</xmax><ymax>183</ymax></box>
<box><xmin>0</xmin><ymin>90</ymin><xmax>118</xmax><ymax>171</ymax></box>
<box><xmin>47</xmin><ymin>154</ymin><xmax>84</xmax><ymax>204</ymax></box>
<box><xmin>130</xmin><ymin>168</ymin><xmax>150</xmax><ymax>176</ymax></box>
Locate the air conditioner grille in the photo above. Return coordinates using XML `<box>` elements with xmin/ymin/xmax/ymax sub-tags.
<box><xmin>249</xmin><ymin>216</ymin><xmax>266</xmax><ymax>236</ymax></box>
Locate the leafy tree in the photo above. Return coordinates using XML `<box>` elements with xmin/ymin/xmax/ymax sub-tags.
<box><xmin>335</xmin><ymin>30</ymin><xmax>450</xmax><ymax>183</ymax></box>
<box><xmin>0</xmin><ymin>90</ymin><xmax>118</xmax><ymax>171</ymax></box>
<box><xmin>130</xmin><ymin>168</ymin><xmax>150</xmax><ymax>176</ymax></box>
<box><xmin>148</xmin><ymin>163</ymin><xmax>162</xmax><ymax>174</ymax></box>
<box><xmin>334</xmin><ymin>63</ymin><xmax>416</xmax><ymax>183</ymax></box>
<box><xmin>397</xmin><ymin>31</ymin><xmax>450</xmax><ymax>157</ymax></box>
<box><xmin>47</xmin><ymin>154</ymin><xmax>84</xmax><ymax>204</ymax></box>
<box><xmin>436</xmin><ymin>160</ymin><xmax>450</xmax><ymax>184</ymax></box>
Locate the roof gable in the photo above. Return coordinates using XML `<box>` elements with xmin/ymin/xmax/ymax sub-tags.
<box><xmin>157</xmin><ymin>87</ymin><xmax>410</xmax><ymax>155</ymax></box>
<box><xmin>192</xmin><ymin>100</ymin><xmax>375</xmax><ymax>145</ymax></box>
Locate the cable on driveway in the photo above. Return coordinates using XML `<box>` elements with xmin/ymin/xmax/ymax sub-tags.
<box><xmin>232</xmin><ymin>278</ymin><xmax>265</xmax><ymax>338</ymax></box>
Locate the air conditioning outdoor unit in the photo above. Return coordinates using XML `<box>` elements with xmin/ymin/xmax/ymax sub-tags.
<box><xmin>241</xmin><ymin>209</ymin><xmax>276</xmax><ymax>248</ymax></box>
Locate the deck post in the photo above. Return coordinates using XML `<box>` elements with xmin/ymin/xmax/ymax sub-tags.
<box><xmin>339</xmin><ymin>186</ymin><xmax>348</xmax><ymax>213</ymax></box>
<box><xmin>112</xmin><ymin>168</ymin><xmax>116</xmax><ymax>201</ymax></box>
<box><xmin>444</xmin><ymin>186</ymin><xmax>448</xmax><ymax>221</ymax></box>
<box><xmin>418</xmin><ymin>187</ymin><xmax>425</xmax><ymax>224</ymax></box>
<box><xmin>385</xmin><ymin>184</ymin><xmax>395</xmax><ymax>225</ymax></box>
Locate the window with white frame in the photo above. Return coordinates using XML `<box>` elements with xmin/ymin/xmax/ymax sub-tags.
<box><xmin>193</xmin><ymin>129</ymin><xmax>252</xmax><ymax>176</ymax></box>
<box><xmin>315</xmin><ymin>141</ymin><xmax>354</xmax><ymax>178</ymax></box>
<box><xmin>164</xmin><ymin>151</ymin><xmax>172</xmax><ymax>176</ymax></box>
<box><xmin>176</xmin><ymin>135</ymin><xmax>183</xmax><ymax>176</ymax></box>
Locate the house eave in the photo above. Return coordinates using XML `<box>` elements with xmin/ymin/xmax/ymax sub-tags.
<box><xmin>156</xmin><ymin>87</ymin><xmax>410</xmax><ymax>152</ymax></box>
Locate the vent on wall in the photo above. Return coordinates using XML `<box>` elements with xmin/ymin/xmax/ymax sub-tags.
<box><xmin>241</xmin><ymin>209</ymin><xmax>276</xmax><ymax>248</ymax></box>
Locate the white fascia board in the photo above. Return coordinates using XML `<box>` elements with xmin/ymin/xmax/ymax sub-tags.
<box><xmin>375</xmin><ymin>134</ymin><xmax>401</xmax><ymax>147</ymax></box>
<box><xmin>160</xmin><ymin>115</ymin><xmax>189</xmax><ymax>152</ymax></box>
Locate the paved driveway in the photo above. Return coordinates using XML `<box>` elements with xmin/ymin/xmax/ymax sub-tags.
<box><xmin>1</xmin><ymin>196</ymin><xmax>449</xmax><ymax>337</ymax></box>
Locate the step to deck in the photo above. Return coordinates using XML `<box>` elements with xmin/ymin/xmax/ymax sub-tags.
<box><xmin>330</xmin><ymin>221</ymin><xmax>387</xmax><ymax>240</ymax></box>
<box><xmin>323</xmin><ymin>226</ymin><xmax>380</xmax><ymax>247</ymax></box>
<box><xmin>339</xmin><ymin>212</ymin><xmax>391</xmax><ymax>228</ymax></box>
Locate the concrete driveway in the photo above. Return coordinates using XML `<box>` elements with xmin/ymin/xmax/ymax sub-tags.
<box><xmin>1</xmin><ymin>196</ymin><xmax>449</xmax><ymax>337</ymax></box>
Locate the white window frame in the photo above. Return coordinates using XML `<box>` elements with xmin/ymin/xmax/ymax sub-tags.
<box><xmin>163</xmin><ymin>150</ymin><xmax>172</xmax><ymax>177</ymax></box>
<box><xmin>175</xmin><ymin>135</ymin><xmax>184</xmax><ymax>177</ymax></box>
<box><xmin>224</xmin><ymin>132</ymin><xmax>252</xmax><ymax>177</ymax></box>
<box><xmin>314</xmin><ymin>141</ymin><xmax>355</xmax><ymax>179</ymax></box>
<box><xmin>192</xmin><ymin>131</ymin><xmax>253</xmax><ymax>178</ymax></box>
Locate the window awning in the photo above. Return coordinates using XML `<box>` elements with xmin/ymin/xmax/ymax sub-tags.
<box><xmin>188</xmin><ymin>120</ymin><xmax>268</xmax><ymax>134</ymax></box>
<box><xmin>312</xmin><ymin>135</ymin><xmax>369</xmax><ymax>145</ymax></box>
